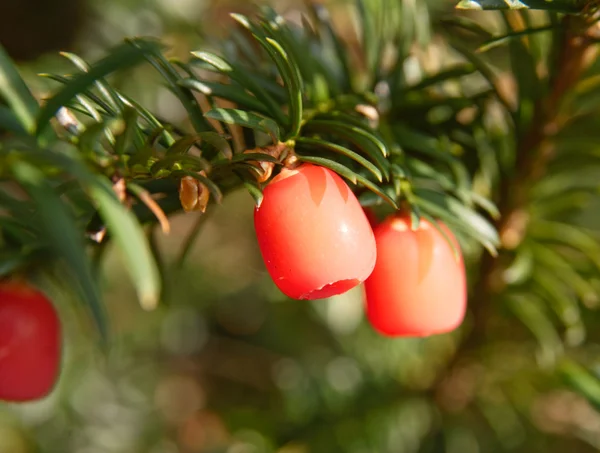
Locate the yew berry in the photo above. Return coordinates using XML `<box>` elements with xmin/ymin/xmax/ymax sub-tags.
<box><xmin>364</xmin><ymin>215</ymin><xmax>467</xmax><ymax>337</ymax></box>
<box><xmin>254</xmin><ymin>164</ymin><xmax>377</xmax><ymax>300</ymax></box>
<box><xmin>0</xmin><ymin>282</ymin><xmax>61</xmax><ymax>401</ymax></box>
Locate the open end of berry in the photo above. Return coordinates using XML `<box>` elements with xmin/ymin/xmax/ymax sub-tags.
<box><xmin>301</xmin><ymin>279</ymin><xmax>359</xmax><ymax>300</ymax></box>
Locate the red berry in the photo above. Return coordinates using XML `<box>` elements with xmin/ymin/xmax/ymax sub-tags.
<box><xmin>0</xmin><ymin>282</ymin><xmax>61</xmax><ymax>401</ymax></box>
<box><xmin>254</xmin><ymin>164</ymin><xmax>377</xmax><ymax>300</ymax></box>
<box><xmin>363</xmin><ymin>207</ymin><xmax>379</xmax><ymax>229</ymax></box>
<box><xmin>364</xmin><ymin>215</ymin><xmax>467</xmax><ymax>337</ymax></box>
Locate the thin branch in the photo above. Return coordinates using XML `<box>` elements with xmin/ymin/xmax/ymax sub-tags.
<box><xmin>174</xmin><ymin>211</ymin><xmax>212</xmax><ymax>269</ymax></box>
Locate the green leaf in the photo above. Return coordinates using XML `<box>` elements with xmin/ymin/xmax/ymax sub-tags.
<box><xmin>198</xmin><ymin>131</ymin><xmax>233</xmax><ymax>160</ymax></box>
<box><xmin>11</xmin><ymin>161</ymin><xmax>108</xmax><ymax>340</ymax></box>
<box><xmin>190</xmin><ymin>51</ymin><xmax>233</xmax><ymax>72</ymax></box>
<box><xmin>0</xmin><ymin>250</ymin><xmax>33</xmax><ymax>278</ymax></box>
<box><xmin>447</xmin><ymin>196</ymin><xmax>500</xmax><ymax>246</ymax></box>
<box><xmin>118</xmin><ymin>93</ymin><xmax>176</xmax><ymax>146</ymax></box>
<box><xmin>39</xmin><ymin>73</ymin><xmax>116</xmax><ymax>116</ymax></box>
<box><xmin>304</xmin><ymin>119</ymin><xmax>390</xmax><ymax>179</ymax></box>
<box><xmin>559</xmin><ymin>360</ymin><xmax>600</xmax><ymax>411</ymax></box>
<box><xmin>5</xmin><ymin>143</ymin><xmax>162</xmax><ymax>312</ymax></box>
<box><xmin>533</xmin><ymin>268</ymin><xmax>582</xmax><ymax>332</ymax></box>
<box><xmin>60</xmin><ymin>51</ymin><xmax>123</xmax><ymax>113</ymax></box>
<box><xmin>37</xmin><ymin>40</ymin><xmax>160</xmax><ymax>136</ymax></box>
<box><xmin>78</xmin><ymin>118</ymin><xmax>121</xmax><ymax>155</ymax></box>
<box><xmin>205</xmin><ymin>108</ymin><xmax>280</xmax><ymax>141</ymax></box>
<box><xmin>151</xmin><ymin>154</ymin><xmax>211</xmax><ymax>174</ymax></box>
<box><xmin>259</xmin><ymin>8</ymin><xmax>338</xmax><ymax>100</ymax></box>
<box><xmin>0</xmin><ymin>189</ymin><xmax>34</xmax><ymax>219</ymax></box>
<box><xmin>0</xmin><ymin>45</ymin><xmax>41</xmax><ymax>136</ymax></box>
<box><xmin>166</xmin><ymin>131</ymin><xmax>233</xmax><ymax>161</ymax></box>
<box><xmin>476</xmin><ymin>24</ymin><xmax>556</xmax><ymax>53</ymax></box>
<box><xmin>295</xmin><ymin>155</ymin><xmax>357</xmax><ymax>184</ymax></box>
<box><xmin>89</xmin><ymin>178</ymin><xmax>162</xmax><ymax>311</ymax></box>
<box><xmin>191</xmin><ymin>48</ymin><xmax>287</xmax><ymax>126</ymax></box>
<box><xmin>530</xmin><ymin>221</ymin><xmax>600</xmax><ymax>273</ymax></box>
<box><xmin>409</xmin><ymin>205</ymin><xmax>423</xmax><ymax>231</ymax></box>
<box><xmin>503</xmin><ymin>245</ymin><xmax>534</xmax><ymax>285</ymax></box>
<box><xmin>234</xmin><ymin>169</ymin><xmax>264</xmax><ymax>207</ymax></box>
<box><xmin>113</xmin><ymin>106</ymin><xmax>140</xmax><ymax>155</ymax></box>
<box><xmin>0</xmin><ymin>105</ymin><xmax>28</xmax><ymax>135</ymax></box>
<box><xmin>295</xmin><ymin>155</ymin><xmax>398</xmax><ymax>208</ymax></box>
<box><xmin>315</xmin><ymin>110</ymin><xmax>372</xmax><ymax>130</ymax></box>
<box><xmin>127</xmin><ymin>40</ymin><xmax>212</xmax><ymax>134</ymax></box>
<box><xmin>533</xmin><ymin>244</ymin><xmax>597</xmax><ymax>303</ymax></box>
<box><xmin>0</xmin><ymin>218</ymin><xmax>37</xmax><ymax>246</ymax></box>
<box><xmin>296</xmin><ymin>137</ymin><xmax>383</xmax><ymax>181</ymax></box>
<box><xmin>414</xmin><ymin>190</ymin><xmax>499</xmax><ymax>255</ymax></box>
<box><xmin>506</xmin><ymin>293</ymin><xmax>562</xmax><ymax>365</ymax></box>
<box><xmin>263</xmin><ymin>37</ymin><xmax>303</xmax><ymax>139</ymax></box>
<box><xmin>165</xmin><ymin>135</ymin><xmax>206</xmax><ymax>155</ymax></box>
<box><xmin>395</xmin><ymin>126</ymin><xmax>471</xmax><ymax>189</ymax></box>
<box><xmin>229</xmin><ymin>14</ymin><xmax>302</xmax><ymax>137</ymax></box>
<box><xmin>354</xmin><ymin>175</ymin><xmax>398</xmax><ymax>208</ymax></box>
<box><xmin>468</xmin><ymin>191</ymin><xmax>501</xmax><ymax>220</ymax></box>
<box><xmin>410</xmin><ymin>160</ymin><xmax>457</xmax><ymax>191</ymax></box>
<box><xmin>72</xmin><ymin>94</ymin><xmax>108</xmax><ymax>129</ymax></box>
<box><xmin>179</xmin><ymin>78</ymin><xmax>271</xmax><ymax>117</ymax></box>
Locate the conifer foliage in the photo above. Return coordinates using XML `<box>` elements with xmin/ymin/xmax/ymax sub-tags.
<box><xmin>2</xmin><ymin>0</ymin><xmax>600</xmax><ymax>450</ymax></box>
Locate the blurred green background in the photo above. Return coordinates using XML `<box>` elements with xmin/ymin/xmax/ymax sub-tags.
<box><xmin>3</xmin><ymin>1</ymin><xmax>600</xmax><ymax>452</ymax></box>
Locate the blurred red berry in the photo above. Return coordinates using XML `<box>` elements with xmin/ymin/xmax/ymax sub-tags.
<box><xmin>364</xmin><ymin>215</ymin><xmax>467</xmax><ymax>337</ymax></box>
<box><xmin>0</xmin><ymin>282</ymin><xmax>61</xmax><ymax>401</ymax></box>
<box><xmin>363</xmin><ymin>207</ymin><xmax>379</xmax><ymax>229</ymax></box>
<box><xmin>254</xmin><ymin>164</ymin><xmax>377</xmax><ymax>300</ymax></box>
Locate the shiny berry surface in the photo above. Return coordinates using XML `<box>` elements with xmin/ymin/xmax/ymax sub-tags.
<box><xmin>254</xmin><ymin>164</ymin><xmax>377</xmax><ymax>300</ymax></box>
<box><xmin>364</xmin><ymin>215</ymin><xmax>467</xmax><ymax>337</ymax></box>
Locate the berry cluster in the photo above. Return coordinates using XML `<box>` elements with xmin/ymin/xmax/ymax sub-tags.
<box><xmin>255</xmin><ymin>164</ymin><xmax>467</xmax><ymax>337</ymax></box>
<box><xmin>0</xmin><ymin>164</ymin><xmax>465</xmax><ymax>403</ymax></box>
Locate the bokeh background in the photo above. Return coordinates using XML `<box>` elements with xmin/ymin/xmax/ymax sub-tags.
<box><xmin>3</xmin><ymin>1</ymin><xmax>600</xmax><ymax>452</ymax></box>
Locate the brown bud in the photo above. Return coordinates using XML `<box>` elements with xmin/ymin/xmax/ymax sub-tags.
<box><xmin>243</xmin><ymin>143</ymin><xmax>288</xmax><ymax>183</ymax></box>
<box><xmin>179</xmin><ymin>172</ymin><xmax>210</xmax><ymax>213</ymax></box>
